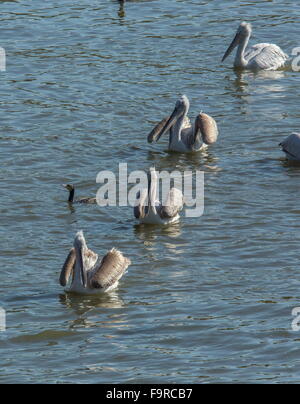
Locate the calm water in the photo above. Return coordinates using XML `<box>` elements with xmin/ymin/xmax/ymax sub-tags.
<box><xmin>1</xmin><ymin>0</ymin><xmax>300</xmax><ymax>384</ymax></box>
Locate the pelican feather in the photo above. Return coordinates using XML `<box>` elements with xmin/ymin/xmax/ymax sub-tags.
<box><xmin>59</xmin><ymin>231</ymin><xmax>131</xmax><ymax>294</ymax></box>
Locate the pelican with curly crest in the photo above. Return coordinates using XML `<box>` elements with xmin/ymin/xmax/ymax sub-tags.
<box><xmin>222</xmin><ymin>21</ymin><xmax>288</xmax><ymax>71</ymax></box>
<box><xmin>60</xmin><ymin>231</ymin><xmax>131</xmax><ymax>294</ymax></box>
<box><xmin>147</xmin><ymin>95</ymin><xmax>218</xmax><ymax>153</ymax></box>
<box><xmin>134</xmin><ymin>168</ymin><xmax>184</xmax><ymax>225</ymax></box>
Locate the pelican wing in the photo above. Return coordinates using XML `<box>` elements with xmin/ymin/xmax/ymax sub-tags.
<box><xmin>197</xmin><ymin>112</ymin><xmax>218</xmax><ymax>145</ymax></box>
<box><xmin>279</xmin><ymin>133</ymin><xmax>300</xmax><ymax>160</ymax></box>
<box><xmin>147</xmin><ymin>116</ymin><xmax>171</xmax><ymax>143</ymax></box>
<box><xmin>246</xmin><ymin>43</ymin><xmax>288</xmax><ymax>70</ymax></box>
<box><xmin>60</xmin><ymin>248</ymin><xmax>75</xmax><ymax>286</ymax></box>
<box><xmin>159</xmin><ymin>188</ymin><xmax>184</xmax><ymax>219</ymax></box>
<box><xmin>89</xmin><ymin>248</ymin><xmax>131</xmax><ymax>290</ymax></box>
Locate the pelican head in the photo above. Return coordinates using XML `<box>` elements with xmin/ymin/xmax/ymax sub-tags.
<box><xmin>73</xmin><ymin>230</ymin><xmax>88</xmax><ymax>288</ymax></box>
<box><xmin>74</xmin><ymin>230</ymin><xmax>87</xmax><ymax>249</ymax></box>
<box><xmin>175</xmin><ymin>94</ymin><xmax>190</xmax><ymax>112</ymax></box>
<box><xmin>222</xmin><ymin>21</ymin><xmax>252</xmax><ymax>62</ymax></box>
<box><xmin>149</xmin><ymin>95</ymin><xmax>190</xmax><ymax>143</ymax></box>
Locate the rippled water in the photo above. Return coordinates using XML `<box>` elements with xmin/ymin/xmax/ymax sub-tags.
<box><xmin>1</xmin><ymin>0</ymin><xmax>300</xmax><ymax>384</ymax></box>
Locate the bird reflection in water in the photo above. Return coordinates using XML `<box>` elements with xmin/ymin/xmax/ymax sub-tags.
<box><xmin>58</xmin><ymin>291</ymin><xmax>128</xmax><ymax>331</ymax></box>
<box><xmin>146</xmin><ymin>149</ymin><xmax>220</xmax><ymax>172</ymax></box>
<box><xmin>223</xmin><ymin>69</ymin><xmax>286</xmax><ymax>119</ymax></box>
<box><xmin>117</xmin><ymin>0</ymin><xmax>125</xmax><ymax>18</ymax></box>
<box><xmin>134</xmin><ymin>221</ymin><xmax>182</xmax><ymax>248</ymax></box>
<box><xmin>227</xmin><ymin>69</ymin><xmax>286</xmax><ymax>97</ymax></box>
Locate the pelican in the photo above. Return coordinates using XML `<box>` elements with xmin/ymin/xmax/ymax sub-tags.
<box><xmin>279</xmin><ymin>133</ymin><xmax>300</xmax><ymax>161</ymax></box>
<box><xmin>222</xmin><ymin>22</ymin><xmax>288</xmax><ymax>71</ymax></box>
<box><xmin>60</xmin><ymin>231</ymin><xmax>131</xmax><ymax>294</ymax></box>
<box><xmin>147</xmin><ymin>95</ymin><xmax>218</xmax><ymax>153</ymax></box>
<box><xmin>134</xmin><ymin>168</ymin><xmax>184</xmax><ymax>225</ymax></box>
<box><xmin>63</xmin><ymin>184</ymin><xmax>97</xmax><ymax>204</ymax></box>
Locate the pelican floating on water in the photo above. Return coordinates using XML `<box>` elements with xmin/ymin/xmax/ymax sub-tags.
<box><xmin>279</xmin><ymin>133</ymin><xmax>300</xmax><ymax>161</ymax></box>
<box><xmin>134</xmin><ymin>168</ymin><xmax>184</xmax><ymax>225</ymax></box>
<box><xmin>147</xmin><ymin>95</ymin><xmax>218</xmax><ymax>153</ymax></box>
<box><xmin>63</xmin><ymin>184</ymin><xmax>97</xmax><ymax>204</ymax></box>
<box><xmin>222</xmin><ymin>22</ymin><xmax>288</xmax><ymax>71</ymax></box>
<box><xmin>60</xmin><ymin>231</ymin><xmax>131</xmax><ymax>294</ymax></box>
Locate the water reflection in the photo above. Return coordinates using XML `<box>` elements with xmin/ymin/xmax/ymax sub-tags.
<box><xmin>228</xmin><ymin>69</ymin><xmax>286</xmax><ymax>96</ymax></box>
<box><xmin>115</xmin><ymin>0</ymin><xmax>154</xmax><ymax>19</ymax></box>
<box><xmin>281</xmin><ymin>158</ymin><xmax>300</xmax><ymax>169</ymax></box>
<box><xmin>146</xmin><ymin>150</ymin><xmax>220</xmax><ymax>171</ymax></box>
<box><xmin>59</xmin><ymin>291</ymin><xmax>125</xmax><ymax>313</ymax></box>
<box><xmin>236</xmin><ymin>69</ymin><xmax>286</xmax><ymax>82</ymax></box>
<box><xmin>58</xmin><ymin>291</ymin><xmax>126</xmax><ymax>330</ymax></box>
<box><xmin>226</xmin><ymin>73</ymin><xmax>249</xmax><ymax>97</ymax></box>
<box><xmin>66</xmin><ymin>202</ymin><xmax>76</xmax><ymax>214</ymax></box>
<box><xmin>224</xmin><ymin>69</ymin><xmax>287</xmax><ymax>117</ymax></box>
<box><xmin>117</xmin><ymin>0</ymin><xmax>125</xmax><ymax>18</ymax></box>
<box><xmin>134</xmin><ymin>222</ymin><xmax>182</xmax><ymax>245</ymax></box>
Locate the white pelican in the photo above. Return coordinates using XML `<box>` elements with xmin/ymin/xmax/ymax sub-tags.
<box><xmin>60</xmin><ymin>231</ymin><xmax>131</xmax><ymax>294</ymax></box>
<box><xmin>147</xmin><ymin>95</ymin><xmax>218</xmax><ymax>153</ymax></box>
<box><xmin>222</xmin><ymin>22</ymin><xmax>288</xmax><ymax>71</ymax></box>
<box><xmin>62</xmin><ymin>184</ymin><xmax>97</xmax><ymax>204</ymax></box>
<box><xmin>279</xmin><ymin>133</ymin><xmax>300</xmax><ymax>161</ymax></box>
<box><xmin>134</xmin><ymin>168</ymin><xmax>184</xmax><ymax>225</ymax></box>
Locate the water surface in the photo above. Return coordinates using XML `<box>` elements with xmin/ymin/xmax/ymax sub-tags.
<box><xmin>1</xmin><ymin>0</ymin><xmax>300</xmax><ymax>384</ymax></box>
